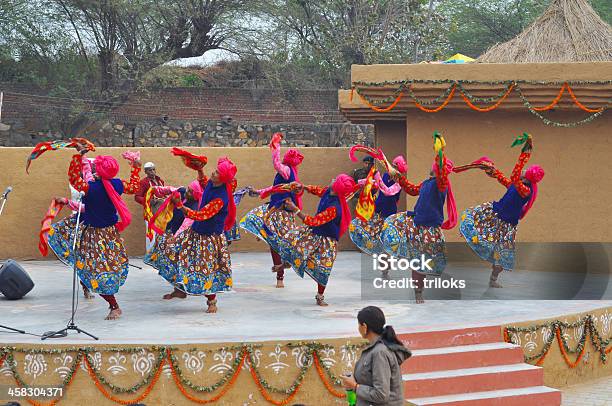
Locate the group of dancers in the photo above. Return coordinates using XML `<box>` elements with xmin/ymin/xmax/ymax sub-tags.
<box><xmin>41</xmin><ymin>131</ymin><xmax>544</xmax><ymax>320</ymax></box>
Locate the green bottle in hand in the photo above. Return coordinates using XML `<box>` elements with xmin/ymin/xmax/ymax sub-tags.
<box><xmin>346</xmin><ymin>388</ymin><xmax>357</xmax><ymax>406</ymax></box>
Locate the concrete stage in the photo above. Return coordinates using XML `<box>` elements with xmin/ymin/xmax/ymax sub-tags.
<box><xmin>1</xmin><ymin>253</ymin><xmax>611</xmax><ymax>344</ymax></box>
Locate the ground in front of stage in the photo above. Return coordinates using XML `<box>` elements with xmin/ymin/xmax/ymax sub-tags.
<box><xmin>1</xmin><ymin>253</ymin><xmax>611</xmax><ymax>344</ymax></box>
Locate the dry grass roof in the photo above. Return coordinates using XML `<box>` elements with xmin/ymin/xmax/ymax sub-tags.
<box><xmin>478</xmin><ymin>0</ymin><xmax>612</xmax><ymax>63</ymax></box>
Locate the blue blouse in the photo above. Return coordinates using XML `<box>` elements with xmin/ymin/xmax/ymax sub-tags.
<box><xmin>311</xmin><ymin>189</ymin><xmax>342</xmax><ymax>241</ymax></box>
<box><xmin>82</xmin><ymin>179</ymin><xmax>124</xmax><ymax>228</ymax></box>
<box><xmin>269</xmin><ymin>167</ymin><xmax>298</xmax><ymax>209</ymax></box>
<box><xmin>375</xmin><ymin>173</ymin><xmax>401</xmax><ymax>218</ymax></box>
<box><xmin>412</xmin><ymin>177</ymin><xmax>446</xmax><ymax>228</ymax></box>
<box><xmin>492</xmin><ymin>183</ymin><xmax>532</xmax><ymax>226</ymax></box>
<box><xmin>191</xmin><ymin>182</ymin><xmax>229</xmax><ymax>236</ymax></box>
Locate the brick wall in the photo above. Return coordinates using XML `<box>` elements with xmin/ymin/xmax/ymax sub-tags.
<box><xmin>0</xmin><ymin>83</ymin><xmax>373</xmax><ymax>147</ymax></box>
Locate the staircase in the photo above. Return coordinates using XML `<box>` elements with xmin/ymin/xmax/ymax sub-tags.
<box><xmin>399</xmin><ymin>326</ymin><xmax>561</xmax><ymax>405</ymax></box>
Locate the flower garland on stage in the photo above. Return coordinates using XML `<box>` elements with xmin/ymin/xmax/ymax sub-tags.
<box><xmin>0</xmin><ymin>341</ymin><xmax>367</xmax><ymax>405</ymax></box>
<box><xmin>349</xmin><ymin>79</ymin><xmax>610</xmax><ymax>127</ymax></box>
<box><xmin>504</xmin><ymin>314</ymin><xmax>612</xmax><ymax>368</ymax></box>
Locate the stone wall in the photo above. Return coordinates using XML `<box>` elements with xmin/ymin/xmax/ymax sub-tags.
<box><xmin>0</xmin><ymin>84</ymin><xmax>374</xmax><ymax>147</ymax></box>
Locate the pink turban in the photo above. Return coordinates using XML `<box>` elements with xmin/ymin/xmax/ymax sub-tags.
<box><xmin>188</xmin><ymin>180</ymin><xmax>203</xmax><ymax>203</ymax></box>
<box><xmin>520</xmin><ymin>165</ymin><xmax>545</xmax><ymax>219</ymax></box>
<box><xmin>283</xmin><ymin>149</ymin><xmax>304</xmax><ymax>209</ymax></box>
<box><xmin>431</xmin><ymin>158</ymin><xmax>457</xmax><ymax>230</ymax></box>
<box><xmin>392</xmin><ymin>155</ymin><xmax>408</xmax><ymax>174</ymax></box>
<box><xmin>93</xmin><ymin>156</ymin><xmax>131</xmax><ymax>232</ymax></box>
<box><xmin>331</xmin><ymin>174</ymin><xmax>357</xmax><ymax>238</ymax></box>
<box><xmin>217</xmin><ymin>157</ymin><xmax>238</xmax><ymax>231</ymax></box>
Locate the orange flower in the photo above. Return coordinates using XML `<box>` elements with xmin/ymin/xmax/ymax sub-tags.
<box><xmin>91</xmin><ymin>279</ymin><xmax>98</xmax><ymax>289</ymax></box>
<box><xmin>76</xmin><ymin>261</ymin><xmax>85</xmax><ymax>269</ymax></box>
<box><xmin>204</xmin><ymin>280</ymin><xmax>213</xmax><ymax>290</ymax></box>
<box><xmin>225</xmin><ymin>278</ymin><xmax>233</xmax><ymax>287</ymax></box>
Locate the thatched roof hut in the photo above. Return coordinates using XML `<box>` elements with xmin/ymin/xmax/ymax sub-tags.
<box><xmin>478</xmin><ymin>0</ymin><xmax>612</xmax><ymax>63</ymax></box>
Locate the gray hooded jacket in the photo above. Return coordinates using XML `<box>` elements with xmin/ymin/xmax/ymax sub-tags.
<box><xmin>354</xmin><ymin>337</ymin><xmax>412</xmax><ymax>406</ymax></box>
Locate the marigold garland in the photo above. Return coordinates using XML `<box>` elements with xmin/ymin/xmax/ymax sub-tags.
<box><xmin>169</xmin><ymin>348</ymin><xmax>245</xmax><ymax>404</ymax></box>
<box><xmin>314</xmin><ymin>352</ymin><xmax>346</xmax><ymax>398</ymax></box>
<box><xmin>459</xmin><ymin>83</ymin><xmax>515</xmax><ymax>112</ymax></box>
<box><xmin>85</xmin><ymin>349</ymin><xmax>163</xmax><ymax>405</ymax></box>
<box><xmin>505</xmin><ymin>314</ymin><xmax>612</xmax><ymax>368</ymax></box>
<box><xmin>350</xmin><ymin>79</ymin><xmax>609</xmax><ymax>127</ymax></box>
<box><xmin>414</xmin><ymin>85</ymin><xmax>457</xmax><ymax>113</ymax></box>
<box><xmin>0</xmin><ymin>343</ymin><xmax>360</xmax><ymax>405</ymax></box>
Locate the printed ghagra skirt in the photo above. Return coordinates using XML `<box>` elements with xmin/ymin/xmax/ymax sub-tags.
<box><xmin>349</xmin><ymin>213</ymin><xmax>386</xmax><ymax>256</ymax></box>
<box><xmin>240</xmin><ymin>204</ymin><xmax>296</xmax><ymax>252</ymax></box>
<box><xmin>270</xmin><ymin>225</ymin><xmax>338</xmax><ymax>287</ymax></box>
<box><xmin>48</xmin><ymin>214</ymin><xmax>79</xmax><ymax>267</ymax></box>
<box><xmin>75</xmin><ymin>225</ymin><xmax>129</xmax><ymax>295</ymax></box>
<box><xmin>380</xmin><ymin>212</ymin><xmax>447</xmax><ymax>276</ymax></box>
<box><xmin>146</xmin><ymin>228</ymin><xmax>232</xmax><ymax>295</ymax></box>
<box><xmin>459</xmin><ymin>202</ymin><xmax>517</xmax><ymax>271</ymax></box>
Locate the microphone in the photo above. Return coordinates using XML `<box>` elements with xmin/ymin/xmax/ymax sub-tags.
<box><xmin>2</xmin><ymin>186</ymin><xmax>12</xmax><ymax>199</ymax></box>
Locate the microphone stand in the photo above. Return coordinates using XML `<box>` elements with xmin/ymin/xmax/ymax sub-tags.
<box><xmin>42</xmin><ymin>192</ymin><xmax>98</xmax><ymax>340</ymax></box>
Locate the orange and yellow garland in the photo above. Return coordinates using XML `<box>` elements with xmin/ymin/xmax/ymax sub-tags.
<box><xmin>351</xmin><ymin>82</ymin><xmax>605</xmax><ymax>114</ymax></box>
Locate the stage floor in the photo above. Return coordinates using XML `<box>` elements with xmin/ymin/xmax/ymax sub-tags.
<box><xmin>1</xmin><ymin>253</ymin><xmax>611</xmax><ymax>344</ymax></box>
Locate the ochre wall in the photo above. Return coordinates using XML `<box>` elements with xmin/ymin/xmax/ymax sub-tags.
<box><xmin>398</xmin><ymin>109</ymin><xmax>612</xmax><ymax>242</ymax></box>
<box><xmin>502</xmin><ymin>305</ymin><xmax>612</xmax><ymax>388</ymax></box>
<box><xmin>0</xmin><ymin>147</ymin><xmax>360</xmax><ymax>260</ymax></box>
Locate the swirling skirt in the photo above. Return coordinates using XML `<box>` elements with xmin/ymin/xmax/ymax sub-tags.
<box><xmin>380</xmin><ymin>212</ymin><xmax>447</xmax><ymax>276</ymax></box>
<box><xmin>349</xmin><ymin>213</ymin><xmax>386</xmax><ymax>256</ymax></box>
<box><xmin>459</xmin><ymin>202</ymin><xmax>517</xmax><ymax>271</ymax></box>
<box><xmin>240</xmin><ymin>204</ymin><xmax>296</xmax><ymax>252</ymax></box>
<box><xmin>48</xmin><ymin>215</ymin><xmax>78</xmax><ymax>266</ymax></box>
<box><xmin>145</xmin><ymin>228</ymin><xmax>232</xmax><ymax>295</ymax></box>
<box><xmin>75</xmin><ymin>225</ymin><xmax>129</xmax><ymax>295</ymax></box>
<box><xmin>272</xmin><ymin>226</ymin><xmax>337</xmax><ymax>287</ymax></box>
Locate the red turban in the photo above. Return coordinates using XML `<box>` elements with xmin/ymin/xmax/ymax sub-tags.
<box><xmin>331</xmin><ymin>174</ymin><xmax>356</xmax><ymax>238</ymax></box>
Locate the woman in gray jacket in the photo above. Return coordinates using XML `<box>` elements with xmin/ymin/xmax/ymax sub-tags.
<box><xmin>341</xmin><ymin>306</ymin><xmax>412</xmax><ymax>406</ymax></box>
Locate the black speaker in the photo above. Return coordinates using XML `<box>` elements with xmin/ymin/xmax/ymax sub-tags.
<box><xmin>0</xmin><ymin>259</ymin><xmax>34</xmax><ymax>300</ymax></box>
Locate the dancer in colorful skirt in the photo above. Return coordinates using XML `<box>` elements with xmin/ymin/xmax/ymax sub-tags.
<box><xmin>47</xmin><ymin>159</ymin><xmax>96</xmax><ymax>299</ymax></box>
<box><xmin>459</xmin><ymin>135</ymin><xmax>544</xmax><ymax>287</ymax></box>
<box><xmin>349</xmin><ymin>155</ymin><xmax>407</xmax><ymax>256</ymax></box>
<box><xmin>380</xmin><ymin>138</ymin><xmax>456</xmax><ymax>304</ymax></box>
<box><xmin>225</xmin><ymin>186</ymin><xmax>252</xmax><ymax>244</ymax></box>
<box><xmin>275</xmin><ymin>174</ymin><xmax>357</xmax><ymax>306</ymax></box>
<box><xmin>68</xmin><ymin>145</ymin><xmax>141</xmax><ymax>320</ymax></box>
<box><xmin>240</xmin><ymin>133</ymin><xmax>304</xmax><ymax>288</ymax></box>
<box><xmin>147</xmin><ymin>157</ymin><xmax>238</xmax><ymax>313</ymax></box>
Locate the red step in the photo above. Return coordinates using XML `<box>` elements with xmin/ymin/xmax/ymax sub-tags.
<box><xmin>399</xmin><ymin>326</ymin><xmax>502</xmax><ymax>350</ymax></box>
<box><xmin>407</xmin><ymin>386</ymin><xmax>561</xmax><ymax>405</ymax></box>
<box><xmin>405</xmin><ymin>342</ymin><xmax>525</xmax><ymax>374</ymax></box>
<box><xmin>403</xmin><ymin>363</ymin><xmax>544</xmax><ymax>398</ymax></box>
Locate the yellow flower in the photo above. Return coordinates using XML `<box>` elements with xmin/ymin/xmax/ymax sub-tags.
<box><xmin>365</xmin><ymin>241</ymin><xmax>374</xmax><ymax>249</ymax></box>
<box><xmin>493</xmin><ymin>252</ymin><xmax>501</xmax><ymax>260</ymax></box>
<box><xmin>472</xmin><ymin>236</ymin><xmax>479</xmax><ymax>244</ymax></box>
<box><xmin>182</xmin><ymin>276</ymin><xmax>189</xmax><ymax>284</ymax></box>
<box><xmin>63</xmin><ymin>250</ymin><xmax>70</xmax><ymax>258</ymax></box>
<box><xmin>48</xmin><ymin>228</ymin><xmax>55</xmax><ymax>236</ymax></box>
<box><xmin>307</xmin><ymin>260</ymin><xmax>315</xmax><ymax>269</ymax></box>
<box><xmin>382</xmin><ymin>224</ymin><xmax>389</xmax><ymax>230</ymax></box>
<box><xmin>76</xmin><ymin>261</ymin><xmax>85</xmax><ymax>270</ymax></box>
<box><xmin>461</xmin><ymin>214</ymin><xmax>467</xmax><ymax>221</ymax></box>
<box><xmin>150</xmin><ymin>253</ymin><xmax>158</xmax><ymax>261</ymax></box>
<box><xmin>325</xmin><ymin>261</ymin><xmax>333</xmax><ymax>267</ymax></box>
<box><xmin>260</xmin><ymin>230</ymin><xmax>268</xmax><ymax>239</ymax></box>
<box><xmin>349</xmin><ymin>223</ymin><xmax>356</xmax><ymax>232</ymax></box>
<box><xmin>204</xmin><ymin>280</ymin><xmax>213</xmax><ymax>290</ymax></box>
<box><xmin>225</xmin><ymin>278</ymin><xmax>233</xmax><ymax>287</ymax></box>
<box><xmin>91</xmin><ymin>279</ymin><xmax>98</xmax><ymax>289</ymax></box>
<box><xmin>294</xmin><ymin>258</ymin><xmax>301</xmax><ymax>267</ymax></box>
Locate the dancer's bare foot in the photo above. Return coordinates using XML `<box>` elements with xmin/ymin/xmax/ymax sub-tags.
<box><xmin>315</xmin><ymin>294</ymin><xmax>328</xmax><ymax>307</ymax></box>
<box><xmin>206</xmin><ymin>298</ymin><xmax>218</xmax><ymax>313</ymax></box>
<box><xmin>276</xmin><ymin>279</ymin><xmax>284</xmax><ymax>288</ymax></box>
<box><xmin>489</xmin><ymin>278</ymin><xmax>503</xmax><ymax>288</ymax></box>
<box><xmin>163</xmin><ymin>288</ymin><xmax>187</xmax><ymax>300</ymax></box>
<box><xmin>83</xmin><ymin>288</ymin><xmax>95</xmax><ymax>299</ymax></box>
<box><xmin>415</xmin><ymin>289</ymin><xmax>425</xmax><ymax>304</ymax></box>
<box><xmin>271</xmin><ymin>264</ymin><xmax>284</xmax><ymax>273</ymax></box>
<box><xmin>105</xmin><ymin>308</ymin><xmax>122</xmax><ymax>320</ymax></box>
